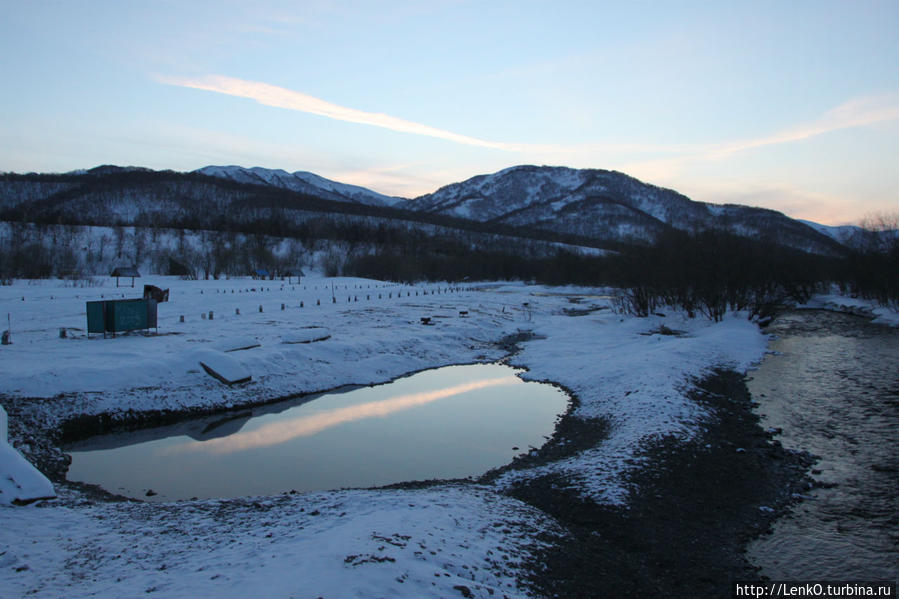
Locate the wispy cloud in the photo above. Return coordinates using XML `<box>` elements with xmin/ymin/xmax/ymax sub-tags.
<box><xmin>599</xmin><ymin>92</ymin><xmax>899</xmax><ymax>185</ymax></box>
<box><xmin>547</xmin><ymin>93</ymin><xmax>899</xmax><ymax>167</ymax></box>
<box><xmin>159</xmin><ymin>73</ymin><xmax>899</xmax><ymax>162</ymax></box>
<box><xmin>707</xmin><ymin>93</ymin><xmax>899</xmax><ymax>159</ymax></box>
<box><xmin>154</xmin><ymin>75</ymin><xmax>899</xmax><ymax>208</ymax></box>
<box><xmin>158</xmin><ymin>74</ymin><xmax>519</xmax><ymax>150</ymax></box>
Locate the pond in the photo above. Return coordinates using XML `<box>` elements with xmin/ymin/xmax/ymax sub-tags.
<box><xmin>65</xmin><ymin>363</ymin><xmax>569</xmax><ymax>501</ymax></box>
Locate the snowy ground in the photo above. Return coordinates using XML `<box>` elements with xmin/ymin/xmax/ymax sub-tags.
<box><xmin>2</xmin><ymin>483</ymin><xmax>562</xmax><ymax>598</ymax></box>
<box><xmin>2</xmin><ymin>276</ymin><xmax>891</xmax><ymax>597</ymax></box>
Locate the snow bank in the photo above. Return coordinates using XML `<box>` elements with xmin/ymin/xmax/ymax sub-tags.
<box><xmin>497</xmin><ymin>310</ymin><xmax>767</xmax><ymax>503</ymax></box>
<box><xmin>215</xmin><ymin>337</ymin><xmax>261</xmax><ymax>352</ymax></box>
<box><xmin>281</xmin><ymin>327</ymin><xmax>331</xmax><ymax>344</ymax></box>
<box><xmin>195</xmin><ymin>349</ymin><xmax>252</xmax><ymax>385</ymax></box>
<box><xmin>805</xmin><ymin>294</ymin><xmax>899</xmax><ymax>327</ymax></box>
<box><xmin>0</xmin><ymin>407</ymin><xmax>55</xmax><ymax>505</ymax></box>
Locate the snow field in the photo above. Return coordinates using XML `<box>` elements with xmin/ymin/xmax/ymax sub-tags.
<box><xmin>2</xmin><ymin>486</ymin><xmax>562</xmax><ymax>598</ymax></box>
<box><xmin>0</xmin><ymin>275</ymin><xmax>510</xmax><ymax>420</ymax></box>
<box><xmin>0</xmin><ymin>276</ymin><xmax>803</xmax><ymax>597</ymax></box>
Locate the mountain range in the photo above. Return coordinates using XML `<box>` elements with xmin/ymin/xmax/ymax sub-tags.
<box><xmin>193</xmin><ymin>164</ymin><xmax>846</xmax><ymax>255</ymax></box>
<box><xmin>1</xmin><ymin>164</ymin><xmax>851</xmax><ymax>255</ymax></box>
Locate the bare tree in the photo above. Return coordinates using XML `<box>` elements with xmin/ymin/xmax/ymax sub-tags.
<box><xmin>858</xmin><ymin>212</ymin><xmax>898</xmax><ymax>254</ymax></box>
<box><xmin>847</xmin><ymin>212</ymin><xmax>899</xmax><ymax>307</ymax></box>
<box><xmin>115</xmin><ymin>226</ymin><xmax>127</xmax><ymax>259</ymax></box>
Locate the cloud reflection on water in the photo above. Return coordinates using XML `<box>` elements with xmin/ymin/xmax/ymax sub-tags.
<box><xmin>165</xmin><ymin>375</ymin><xmax>520</xmax><ymax>456</ymax></box>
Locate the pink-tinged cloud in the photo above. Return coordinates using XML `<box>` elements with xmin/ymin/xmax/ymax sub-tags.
<box><xmin>612</xmin><ymin>93</ymin><xmax>899</xmax><ymax>189</ymax></box>
<box><xmin>709</xmin><ymin>93</ymin><xmax>899</xmax><ymax>158</ymax></box>
<box><xmin>558</xmin><ymin>93</ymin><xmax>899</xmax><ymax>165</ymax></box>
<box><xmin>159</xmin><ymin>74</ymin><xmax>518</xmax><ymax>150</ymax></box>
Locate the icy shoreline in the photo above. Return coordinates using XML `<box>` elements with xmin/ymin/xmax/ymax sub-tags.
<box><xmin>2</xmin><ymin>277</ymin><xmax>882</xmax><ymax>597</ymax></box>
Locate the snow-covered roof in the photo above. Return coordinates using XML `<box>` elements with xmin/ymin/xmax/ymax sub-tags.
<box><xmin>110</xmin><ymin>266</ymin><xmax>141</xmax><ymax>277</ymax></box>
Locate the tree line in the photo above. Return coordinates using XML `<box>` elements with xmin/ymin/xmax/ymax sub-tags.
<box><xmin>3</xmin><ymin>218</ymin><xmax>895</xmax><ymax>317</ymax></box>
<box><xmin>836</xmin><ymin>214</ymin><xmax>899</xmax><ymax>308</ymax></box>
<box><xmin>2</xmin><ymin>172</ymin><xmax>895</xmax><ymax>318</ymax></box>
<box><xmin>344</xmin><ymin>222</ymin><xmax>897</xmax><ymax>317</ymax></box>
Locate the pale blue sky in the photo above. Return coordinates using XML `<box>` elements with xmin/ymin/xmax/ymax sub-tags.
<box><xmin>2</xmin><ymin>0</ymin><xmax>897</xmax><ymax>224</ymax></box>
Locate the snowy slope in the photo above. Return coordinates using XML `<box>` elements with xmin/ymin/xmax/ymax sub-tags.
<box><xmin>798</xmin><ymin>219</ymin><xmax>866</xmax><ymax>245</ymax></box>
<box><xmin>195</xmin><ymin>165</ymin><xmax>403</xmax><ymax>207</ymax></box>
<box><xmin>410</xmin><ymin>166</ymin><xmax>705</xmax><ymax>224</ymax></box>
<box><xmin>409</xmin><ymin>165</ymin><xmax>844</xmax><ymax>253</ymax></box>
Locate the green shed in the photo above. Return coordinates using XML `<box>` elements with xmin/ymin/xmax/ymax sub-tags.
<box><xmin>87</xmin><ymin>298</ymin><xmax>157</xmax><ymax>338</ymax></box>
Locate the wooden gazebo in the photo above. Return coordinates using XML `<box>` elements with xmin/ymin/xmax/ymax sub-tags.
<box><xmin>284</xmin><ymin>268</ymin><xmax>306</xmax><ymax>284</ymax></box>
<box><xmin>111</xmin><ymin>266</ymin><xmax>141</xmax><ymax>288</ymax></box>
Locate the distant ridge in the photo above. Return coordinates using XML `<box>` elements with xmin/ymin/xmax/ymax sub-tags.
<box><xmin>0</xmin><ymin>163</ymin><xmax>850</xmax><ymax>255</ymax></box>
<box><xmin>194</xmin><ymin>165</ymin><xmax>403</xmax><ymax>208</ymax></box>
<box><xmin>407</xmin><ymin>165</ymin><xmax>845</xmax><ymax>254</ymax></box>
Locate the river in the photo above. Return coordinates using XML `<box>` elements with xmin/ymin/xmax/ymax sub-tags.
<box><xmin>746</xmin><ymin>309</ymin><xmax>898</xmax><ymax>580</ymax></box>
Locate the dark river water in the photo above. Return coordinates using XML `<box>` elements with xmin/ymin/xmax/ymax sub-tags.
<box><xmin>746</xmin><ymin>309</ymin><xmax>898</xmax><ymax>580</ymax></box>
<box><xmin>64</xmin><ymin>363</ymin><xmax>569</xmax><ymax>501</ymax></box>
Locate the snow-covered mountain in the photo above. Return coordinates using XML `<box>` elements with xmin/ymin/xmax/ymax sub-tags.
<box><xmin>800</xmin><ymin>219</ymin><xmax>899</xmax><ymax>254</ymax></box>
<box><xmin>0</xmin><ymin>163</ymin><xmax>851</xmax><ymax>255</ymax></box>
<box><xmin>194</xmin><ymin>166</ymin><xmax>402</xmax><ymax>208</ymax></box>
<box><xmin>798</xmin><ymin>220</ymin><xmax>862</xmax><ymax>244</ymax></box>
<box><xmin>407</xmin><ymin>165</ymin><xmax>843</xmax><ymax>254</ymax></box>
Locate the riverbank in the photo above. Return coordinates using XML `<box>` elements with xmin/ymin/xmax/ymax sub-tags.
<box><xmin>801</xmin><ymin>294</ymin><xmax>899</xmax><ymax>327</ymax></box>
<box><xmin>1</xmin><ymin>277</ymin><xmax>818</xmax><ymax>597</ymax></box>
<box><xmin>503</xmin><ymin>370</ymin><xmax>814</xmax><ymax>598</ymax></box>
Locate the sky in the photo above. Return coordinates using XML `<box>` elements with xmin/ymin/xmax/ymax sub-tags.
<box><xmin>1</xmin><ymin>0</ymin><xmax>897</xmax><ymax>225</ymax></box>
